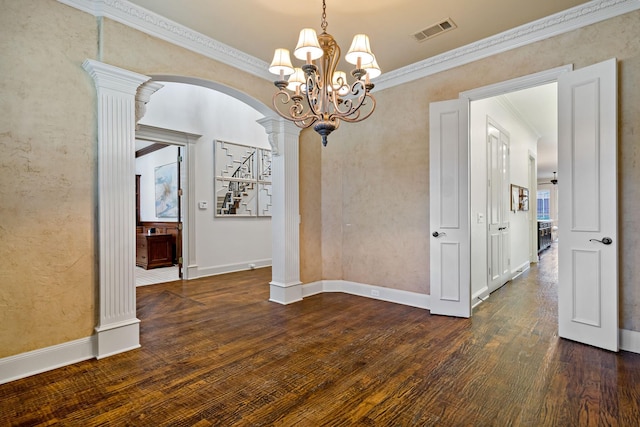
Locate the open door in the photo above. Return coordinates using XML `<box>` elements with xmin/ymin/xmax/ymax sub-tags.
<box><xmin>429</xmin><ymin>99</ymin><xmax>471</xmax><ymax>317</ymax></box>
<box><xmin>558</xmin><ymin>58</ymin><xmax>618</xmax><ymax>351</ymax></box>
<box><xmin>177</xmin><ymin>147</ymin><xmax>184</xmax><ymax>279</ymax></box>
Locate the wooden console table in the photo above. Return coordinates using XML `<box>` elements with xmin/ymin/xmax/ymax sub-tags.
<box><xmin>136</xmin><ymin>233</ymin><xmax>174</xmax><ymax>269</ymax></box>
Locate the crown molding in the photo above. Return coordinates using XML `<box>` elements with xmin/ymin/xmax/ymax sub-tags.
<box><xmin>373</xmin><ymin>0</ymin><xmax>640</xmax><ymax>91</ymax></box>
<box><xmin>58</xmin><ymin>0</ymin><xmax>272</xmax><ymax>80</ymax></box>
<box><xmin>59</xmin><ymin>0</ymin><xmax>640</xmax><ymax>90</ymax></box>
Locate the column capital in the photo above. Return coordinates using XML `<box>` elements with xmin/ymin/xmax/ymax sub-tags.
<box><xmin>83</xmin><ymin>59</ymin><xmax>150</xmax><ymax>94</ymax></box>
<box><xmin>257</xmin><ymin>117</ymin><xmax>301</xmax><ymax>156</ymax></box>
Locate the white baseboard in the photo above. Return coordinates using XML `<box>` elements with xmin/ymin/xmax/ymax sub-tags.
<box><xmin>472</xmin><ymin>286</ymin><xmax>490</xmax><ymax>308</ymax></box>
<box><xmin>620</xmin><ymin>328</ymin><xmax>640</xmax><ymax>353</ymax></box>
<box><xmin>511</xmin><ymin>261</ymin><xmax>531</xmax><ymax>280</ymax></box>
<box><xmin>193</xmin><ymin>259</ymin><xmax>271</xmax><ymax>279</ymax></box>
<box><xmin>301</xmin><ymin>280</ymin><xmax>430</xmax><ymax>310</ymax></box>
<box><xmin>0</xmin><ymin>336</ymin><xmax>96</xmax><ymax>385</ymax></box>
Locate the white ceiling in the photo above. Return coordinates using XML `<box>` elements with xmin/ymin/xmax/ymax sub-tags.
<box><xmin>127</xmin><ymin>0</ymin><xmax>585</xmax><ymax>179</ymax></box>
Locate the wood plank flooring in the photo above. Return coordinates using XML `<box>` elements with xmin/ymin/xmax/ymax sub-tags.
<box><xmin>2</xmin><ymin>244</ymin><xmax>639</xmax><ymax>426</ymax></box>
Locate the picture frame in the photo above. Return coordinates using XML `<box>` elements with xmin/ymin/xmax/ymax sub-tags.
<box><xmin>154</xmin><ymin>162</ymin><xmax>178</xmax><ymax>218</ymax></box>
<box><xmin>511</xmin><ymin>184</ymin><xmax>520</xmax><ymax>212</ymax></box>
<box><xmin>519</xmin><ymin>187</ymin><xmax>529</xmax><ymax>211</ymax></box>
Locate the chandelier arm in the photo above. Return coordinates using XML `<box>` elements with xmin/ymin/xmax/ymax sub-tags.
<box><xmin>333</xmin><ymin>95</ymin><xmax>376</xmax><ymax>123</ymax></box>
<box><xmin>272</xmin><ymin>90</ymin><xmax>318</xmax><ymax>129</ymax></box>
<box><xmin>330</xmin><ymin>82</ymin><xmax>373</xmax><ymax>119</ymax></box>
<box><xmin>303</xmin><ymin>75</ymin><xmax>323</xmax><ymax>119</ymax></box>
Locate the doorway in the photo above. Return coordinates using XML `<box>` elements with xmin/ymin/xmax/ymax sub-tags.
<box><xmin>134</xmin><ymin>125</ymin><xmax>196</xmax><ymax>286</ymax></box>
<box><xmin>431</xmin><ymin>60</ymin><xmax>619</xmax><ymax>351</ymax></box>
<box><xmin>467</xmin><ymin>78</ymin><xmax>559</xmax><ymax>306</ymax></box>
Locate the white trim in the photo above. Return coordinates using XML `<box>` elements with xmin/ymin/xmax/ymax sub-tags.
<box><xmin>0</xmin><ymin>337</ymin><xmax>95</xmax><ymax>385</ymax></box>
<box><xmin>193</xmin><ymin>259</ymin><xmax>272</xmax><ymax>279</ymax></box>
<box><xmin>461</xmin><ymin>65</ymin><xmax>573</xmax><ymax>101</ymax></box>
<box><xmin>136</xmin><ymin>124</ymin><xmax>201</xmax><ymax>145</ymax></box>
<box><xmin>472</xmin><ymin>287</ymin><xmax>490</xmax><ymax>308</ymax></box>
<box><xmin>620</xmin><ymin>329</ymin><xmax>640</xmax><ymax>353</ymax></box>
<box><xmin>135</xmin><ymin>124</ymin><xmax>201</xmax><ymax>281</ymax></box>
<box><xmin>57</xmin><ymin>0</ymin><xmax>271</xmax><ymax>80</ymax></box>
<box><xmin>301</xmin><ymin>280</ymin><xmax>430</xmax><ymax>310</ymax></box>
<box><xmin>58</xmin><ymin>0</ymin><xmax>639</xmax><ymax>91</ymax></box>
<box><xmin>511</xmin><ymin>261</ymin><xmax>531</xmax><ymax>280</ymax></box>
<box><xmin>269</xmin><ymin>281</ymin><xmax>303</xmax><ymax>305</ymax></box>
<box><xmin>374</xmin><ymin>0</ymin><xmax>639</xmax><ymax>91</ymax></box>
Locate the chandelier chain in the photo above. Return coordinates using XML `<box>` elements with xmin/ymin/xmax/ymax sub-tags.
<box><xmin>321</xmin><ymin>0</ymin><xmax>327</xmax><ymax>32</ymax></box>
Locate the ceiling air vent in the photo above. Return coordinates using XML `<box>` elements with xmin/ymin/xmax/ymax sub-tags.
<box><xmin>412</xmin><ymin>18</ymin><xmax>457</xmax><ymax>42</ymax></box>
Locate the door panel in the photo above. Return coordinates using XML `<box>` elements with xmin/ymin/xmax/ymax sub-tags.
<box><xmin>487</xmin><ymin>123</ymin><xmax>510</xmax><ymax>291</ymax></box>
<box><xmin>429</xmin><ymin>99</ymin><xmax>471</xmax><ymax>317</ymax></box>
<box><xmin>558</xmin><ymin>58</ymin><xmax>618</xmax><ymax>351</ymax></box>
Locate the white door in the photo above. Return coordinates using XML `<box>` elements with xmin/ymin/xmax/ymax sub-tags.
<box><xmin>429</xmin><ymin>99</ymin><xmax>471</xmax><ymax>317</ymax></box>
<box><xmin>487</xmin><ymin>123</ymin><xmax>511</xmax><ymax>292</ymax></box>
<box><xmin>558</xmin><ymin>58</ymin><xmax>618</xmax><ymax>351</ymax></box>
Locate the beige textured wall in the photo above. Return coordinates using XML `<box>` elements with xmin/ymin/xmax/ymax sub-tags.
<box><xmin>0</xmin><ymin>1</ymin><xmax>98</xmax><ymax>357</ymax></box>
<box><xmin>302</xmin><ymin>10</ymin><xmax>640</xmax><ymax>330</ymax></box>
<box><xmin>299</xmin><ymin>130</ymin><xmax>322</xmax><ymax>283</ymax></box>
<box><xmin>0</xmin><ymin>1</ymin><xmax>278</xmax><ymax>359</ymax></box>
<box><xmin>100</xmin><ymin>19</ymin><xmax>274</xmax><ymax>111</ymax></box>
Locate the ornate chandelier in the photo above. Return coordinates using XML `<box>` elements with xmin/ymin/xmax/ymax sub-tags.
<box><xmin>268</xmin><ymin>0</ymin><xmax>381</xmax><ymax>146</ymax></box>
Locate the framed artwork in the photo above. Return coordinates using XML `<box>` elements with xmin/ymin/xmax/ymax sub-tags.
<box><xmin>214</xmin><ymin>140</ymin><xmax>271</xmax><ymax>217</ymax></box>
<box><xmin>155</xmin><ymin>162</ymin><xmax>178</xmax><ymax>218</ymax></box>
<box><xmin>511</xmin><ymin>184</ymin><xmax>520</xmax><ymax>212</ymax></box>
<box><xmin>519</xmin><ymin>187</ymin><xmax>529</xmax><ymax>211</ymax></box>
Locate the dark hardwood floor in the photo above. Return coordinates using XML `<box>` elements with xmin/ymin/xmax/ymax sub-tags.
<box><xmin>2</xmin><ymin>244</ymin><xmax>639</xmax><ymax>426</ymax></box>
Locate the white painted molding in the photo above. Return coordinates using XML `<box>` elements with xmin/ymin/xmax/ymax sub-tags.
<box><xmin>620</xmin><ymin>329</ymin><xmax>640</xmax><ymax>353</ymax></box>
<box><xmin>59</xmin><ymin>0</ymin><xmax>639</xmax><ymax>92</ymax></box>
<box><xmin>373</xmin><ymin>0</ymin><xmax>640</xmax><ymax>91</ymax></box>
<box><xmin>135</xmin><ymin>124</ymin><xmax>202</xmax><ymax>280</ymax></box>
<box><xmin>301</xmin><ymin>280</ymin><xmax>431</xmax><ymax>310</ymax></box>
<box><xmin>58</xmin><ymin>0</ymin><xmax>272</xmax><ymax>80</ymax></box>
<box><xmin>194</xmin><ymin>259</ymin><xmax>272</xmax><ymax>279</ymax></box>
<box><xmin>511</xmin><ymin>261</ymin><xmax>531</xmax><ymax>280</ymax></box>
<box><xmin>135</xmin><ymin>81</ymin><xmax>163</xmax><ymax>125</ymax></box>
<box><xmin>460</xmin><ymin>65</ymin><xmax>573</xmax><ymax>100</ymax></box>
<box><xmin>0</xmin><ymin>337</ymin><xmax>95</xmax><ymax>385</ymax></box>
<box><xmin>136</xmin><ymin>124</ymin><xmax>201</xmax><ymax>145</ymax></box>
<box><xmin>269</xmin><ymin>281</ymin><xmax>304</xmax><ymax>305</ymax></box>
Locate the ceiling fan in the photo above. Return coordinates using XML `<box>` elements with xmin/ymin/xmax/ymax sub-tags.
<box><xmin>543</xmin><ymin>171</ymin><xmax>558</xmax><ymax>185</ymax></box>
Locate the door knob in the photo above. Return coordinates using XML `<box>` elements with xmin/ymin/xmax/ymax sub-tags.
<box><xmin>432</xmin><ymin>231</ymin><xmax>446</xmax><ymax>237</ymax></box>
<box><xmin>589</xmin><ymin>237</ymin><xmax>613</xmax><ymax>245</ymax></box>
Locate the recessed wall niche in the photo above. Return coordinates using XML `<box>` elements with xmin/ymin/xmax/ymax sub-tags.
<box><xmin>214</xmin><ymin>140</ymin><xmax>272</xmax><ymax>217</ymax></box>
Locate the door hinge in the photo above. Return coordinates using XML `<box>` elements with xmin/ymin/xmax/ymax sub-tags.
<box><xmin>178</xmin><ymin>189</ymin><xmax>183</xmax><ymax>196</ymax></box>
<box><xmin>178</xmin><ymin>257</ymin><xmax>183</xmax><ymax>264</ymax></box>
<box><xmin>178</xmin><ymin>223</ymin><xmax>183</xmax><ymax>231</ymax></box>
<box><xmin>177</xmin><ymin>155</ymin><xmax>183</xmax><ymax>162</ymax></box>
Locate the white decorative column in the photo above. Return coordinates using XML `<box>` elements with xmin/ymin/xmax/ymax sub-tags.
<box><xmin>83</xmin><ymin>59</ymin><xmax>150</xmax><ymax>358</ymax></box>
<box><xmin>258</xmin><ymin>117</ymin><xmax>302</xmax><ymax>304</ymax></box>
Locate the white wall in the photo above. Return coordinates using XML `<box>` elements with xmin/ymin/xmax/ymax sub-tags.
<box><xmin>136</xmin><ymin>145</ymin><xmax>179</xmax><ymax>222</ymax></box>
<box><xmin>470</xmin><ymin>96</ymin><xmax>538</xmax><ymax>299</ymax></box>
<box><xmin>139</xmin><ymin>82</ymin><xmax>271</xmax><ymax>277</ymax></box>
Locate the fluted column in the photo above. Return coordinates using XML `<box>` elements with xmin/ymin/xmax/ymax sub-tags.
<box><xmin>258</xmin><ymin>117</ymin><xmax>302</xmax><ymax>304</ymax></box>
<box><xmin>83</xmin><ymin>59</ymin><xmax>150</xmax><ymax>358</ymax></box>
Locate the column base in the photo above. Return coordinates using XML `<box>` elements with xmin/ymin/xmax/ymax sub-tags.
<box><xmin>269</xmin><ymin>281</ymin><xmax>303</xmax><ymax>305</ymax></box>
<box><xmin>95</xmin><ymin>319</ymin><xmax>141</xmax><ymax>359</ymax></box>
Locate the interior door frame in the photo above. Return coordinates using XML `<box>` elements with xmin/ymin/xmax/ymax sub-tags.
<box><xmin>136</xmin><ymin>124</ymin><xmax>201</xmax><ymax>280</ymax></box>
<box><xmin>459</xmin><ymin>64</ymin><xmax>573</xmax><ymax>313</ymax></box>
